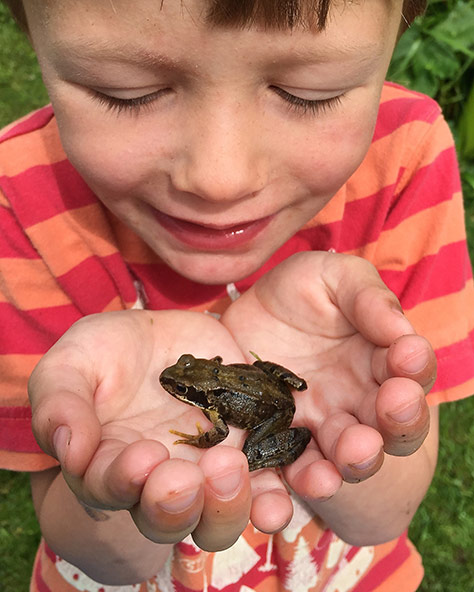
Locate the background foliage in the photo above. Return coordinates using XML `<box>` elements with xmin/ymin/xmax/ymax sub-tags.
<box><xmin>1</xmin><ymin>1</ymin><xmax>474</xmax><ymax>590</ymax></box>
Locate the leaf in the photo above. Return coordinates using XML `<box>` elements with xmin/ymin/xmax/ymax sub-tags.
<box><xmin>429</xmin><ymin>2</ymin><xmax>474</xmax><ymax>57</ymax></box>
<box><xmin>415</xmin><ymin>37</ymin><xmax>460</xmax><ymax>80</ymax></box>
<box><xmin>459</xmin><ymin>82</ymin><xmax>474</xmax><ymax>159</ymax></box>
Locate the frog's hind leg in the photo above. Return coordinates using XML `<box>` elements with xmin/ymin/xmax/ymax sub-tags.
<box><xmin>170</xmin><ymin>409</ymin><xmax>229</xmax><ymax>449</ymax></box>
<box><xmin>244</xmin><ymin>427</ymin><xmax>311</xmax><ymax>471</ymax></box>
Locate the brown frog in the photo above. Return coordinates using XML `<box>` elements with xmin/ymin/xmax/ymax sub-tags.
<box><xmin>159</xmin><ymin>354</ymin><xmax>311</xmax><ymax>471</ymax></box>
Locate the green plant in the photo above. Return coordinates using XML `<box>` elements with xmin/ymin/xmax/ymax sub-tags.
<box><xmin>389</xmin><ymin>0</ymin><xmax>474</xmax><ymax>201</ymax></box>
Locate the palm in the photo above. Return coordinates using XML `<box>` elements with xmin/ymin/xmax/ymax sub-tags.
<box><xmin>222</xmin><ymin>252</ymin><xmax>434</xmax><ymax>488</ymax></box>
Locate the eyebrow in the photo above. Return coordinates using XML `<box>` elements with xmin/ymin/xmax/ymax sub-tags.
<box><xmin>51</xmin><ymin>35</ymin><xmax>383</xmax><ymax>74</ymax></box>
<box><xmin>51</xmin><ymin>38</ymin><xmax>185</xmax><ymax>71</ymax></box>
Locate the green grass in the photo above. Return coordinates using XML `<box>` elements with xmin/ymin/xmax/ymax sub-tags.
<box><xmin>0</xmin><ymin>471</ymin><xmax>40</xmax><ymax>590</ymax></box>
<box><xmin>1</xmin><ymin>4</ymin><xmax>474</xmax><ymax>591</ymax></box>
<box><xmin>0</xmin><ymin>7</ymin><xmax>48</xmax><ymax>126</ymax></box>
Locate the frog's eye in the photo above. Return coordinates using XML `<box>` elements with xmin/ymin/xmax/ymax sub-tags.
<box><xmin>177</xmin><ymin>354</ymin><xmax>194</xmax><ymax>367</ymax></box>
<box><xmin>176</xmin><ymin>384</ymin><xmax>188</xmax><ymax>395</ymax></box>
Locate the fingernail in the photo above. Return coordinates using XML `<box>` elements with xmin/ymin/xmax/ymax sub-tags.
<box><xmin>343</xmin><ymin>449</ymin><xmax>384</xmax><ymax>483</ymax></box>
<box><xmin>399</xmin><ymin>349</ymin><xmax>429</xmax><ymax>374</ymax></box>
<box><xmin>208</xmin><ymin>467</ymin><xmax>243</xmax><ymax>499</ymax></box>
<box><xmin>53</xmin><ymin>425</ymin><xmax>71</xmax><ymax>466</ymax></box>
<box><xmin>350</xmin><ymin>449</ymin><xmax>383</xmax><ymax>472</ymax></box>
<box><xmin>157</xmin><ymin>489</ymin><xmax>199</xmax><ymax>514</ymax></box>
<box><xmin>388</xmin><ymin>399</ymin><xmax>421</xmax><ymax>423</ymax></box>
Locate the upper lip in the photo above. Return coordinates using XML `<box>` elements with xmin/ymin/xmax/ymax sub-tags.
<box><xmin>157</xmin><ymin>210</ymin><xmax>274</xmax><ymax>230</ymax></box>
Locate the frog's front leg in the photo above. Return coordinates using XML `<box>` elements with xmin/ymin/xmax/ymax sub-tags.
<box><xmin>243</xmin><ymin>427</ymin><xmax>311</xmax><ymax>471</ymax></box>
<box><xmin>170</xmin><ymin>408</ymin><xmax>229</xmax><ymax>449</ymax></box>
<box><xmin>253</xmin><ymin>360</ymin><xmax>307</xmax><ymax>391</ymax></box>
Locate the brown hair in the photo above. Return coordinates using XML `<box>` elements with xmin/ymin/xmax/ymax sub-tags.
<box><xmin>3</xmin><ymin>0</ymin><xmax>427</xmax><ymax>32</ymax></box>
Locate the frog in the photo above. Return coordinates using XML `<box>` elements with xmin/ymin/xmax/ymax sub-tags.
<box><xmin>159</xmin><ymin>353</ymin><xmax>311</xmax><ymax>471</ymax></box>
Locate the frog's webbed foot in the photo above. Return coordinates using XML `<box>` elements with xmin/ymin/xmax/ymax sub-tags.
<box><xmin>170</xmin><ymin>422</ymin><xmax>206</xmax><ymax>446</ymax></box>
<box><xmin>243</xmin><ymin>427</ymin><xmax>311</xmax><ymax>471</ymax></box>
<box><xmin>170</xmin><ymin>410</ymin><xmax>229</xmax><ymax>449</ymax></box>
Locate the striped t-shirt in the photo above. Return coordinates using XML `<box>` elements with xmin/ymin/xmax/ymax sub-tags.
<box><xmin>1</xmin><ymin>82</ymin><xmax>473</xmax><ymax>592</ymax></box>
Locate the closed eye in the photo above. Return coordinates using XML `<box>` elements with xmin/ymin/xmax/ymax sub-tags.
<box><xmin>271</xmin><ymin>86</ymin><xmax>343</xmax><ymax>116</ymax></box>
<box><xmin>91</xmin><ymin>88</ymin><xmax>171</xmax><ymax>114</ymax></box>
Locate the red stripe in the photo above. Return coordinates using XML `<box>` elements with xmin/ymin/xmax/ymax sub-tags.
<box><xmin>34</xmin><ymin>545</ymin><xmax>53</xmax><ymax>592</ymax></box>
<box><xmin>0</xmin><ymin>302</ymin><xmax>81</xmax><ymax>354</ymax></box>
<box><xmin>0</xmin><ymin>105</ymin><xmax>54</xmax><ymax>143</ymax></box>
<box><xmin>0</xmin><ymin>200</ymin><xmax>40</xmax><ymax>258</ymax></box>
<box><xmin>432</xmin><ymin>329</ymin><xmax>474</xmax><ymax>394</ymax></box>
<box><xmin>373</xmin><ymin>94</ymin><xmax>440</xmax><ymax>142</ymax></box>
<box><xmin>57</xmin><ymin>254</ymin><xmax>131</xmax><ymax>315</ymax></box>
<box><xmin>2</xmin><ymin>160</ymin><xmax>97</xmax><ymax>228</ymax></box>
<box><xmin>352</xmin><ymin>532</ymin><xmax>411</xmax><ymax>592</ymax></box>
<box><xmin>335</xmin><ymin>184</ymin><xmax>399</xmax><ymax>252</ymax></box>
<box><xmin>131</xmin><ymin>262</ymin><xmax>226</xmax><ymax>309</ymax></box>
<box><xmin>383</xmin><ymin>146</ymin><xmax>461</xmax><ymax>231</ymax></box>
<box><xmin>379</xmin><ymin>241</ymin><xmax>472</xmax><ymax>310</ymax></box>
<box><xmin>0</xmin><ymin>406</ymin><xmax>43</xmax><ymax>453</ymax></box>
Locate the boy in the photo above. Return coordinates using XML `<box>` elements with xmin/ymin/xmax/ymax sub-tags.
<box><xmin>1</xmin><ymin>1</ymin><xmax>472</xmax><ymax>591</ymax></box>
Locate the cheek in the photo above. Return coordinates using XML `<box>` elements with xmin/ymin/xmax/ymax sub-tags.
<box><xmin>290</xmin><ymin>106</ymin><xmax>378</xmax><ymax>195</ymax></box>
<box><xmin>54</xmin><ymin>106</ymin><xmax>172</xmax><ymax>200</ymax></box>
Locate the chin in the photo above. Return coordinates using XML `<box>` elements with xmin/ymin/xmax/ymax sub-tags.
<box><xmin>169</xmin><ymin>251</ymin><xmax>268</xmax><ymax>286</ymax></box>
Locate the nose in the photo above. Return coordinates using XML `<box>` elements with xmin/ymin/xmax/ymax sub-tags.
<box><xmin>171</xmin><ymin>101</ymin><xmax>267</xmax><ymax>203</ymax></box>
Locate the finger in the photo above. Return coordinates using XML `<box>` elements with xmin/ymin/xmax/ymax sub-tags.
<box><xmin>249</xmin><ymin>468</ymin><xmax>294</xmax><ymax>533</ymax></box>
<box><xmin>130</xmin><ymin>459</ymin><xmax>205</xmax><ymax>545</ymax></box>
<box><xmin>316</xmin><ymin>412</ymin><xmax>384</xmax><ymax>483</ymax></box>
<box><xmin>74</xmin><ymin>439</ymin><xmax>170</xmax><ymax>508</ymax></box>
<box><xmin>283</xmin><ymin>443</ymin><xmax>343</xmax><ymax>500</ymax></box>
<box><xmin>191</xmin><ymin>446</ymin><xmax>251</xmax><ymax>551</ymax></box>
<box><xmin>372</xmin><ymin>335</ymin><xmax>437</xmax><ymax>394</ymax></box>
<box><xmin>326</xmin><ymin>255</ymin><xmax>416</xmax><ymax>346</ymax></box>
<box><xmin>29</xmin><ymin>368</ymin><xmax>101</xmax><ymax>477</ymax></box>
<box><xmin>375</xmin><ymin>377</ymin><xmax>430</xmax><ymax>456</ymax></box>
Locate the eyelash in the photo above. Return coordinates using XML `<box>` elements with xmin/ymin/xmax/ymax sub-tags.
<box><xmin>270</xmin><ymin>86</ymin><xmax>343</xmax><ymax>116</ymax></box>
<box><xmin>92</xmin><ymin>87</ymin><xmax>343</xmax><ymax>117</ymax></box>
<box><xmin>92</xmin><ymin>89</ymin><xmax>167</xmax><ymax>115</ymax></box>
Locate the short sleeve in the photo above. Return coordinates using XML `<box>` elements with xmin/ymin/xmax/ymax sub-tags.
<box><xmin>0</xmin><ymin>186</ymin><xmax>82</xmax><ymax>470</ymax></box>
<box><xmin>372</xmin><ymin>112</ymin><xmax>474</xmax><ymax>404</ymax></box>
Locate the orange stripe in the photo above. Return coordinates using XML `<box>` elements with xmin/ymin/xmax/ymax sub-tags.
<box><xmin>347</xmin><ymin>197</ymin><xmax>466</xmax><ymax>270</ymax></box>
<box><xmin>0</xmin><ymin>117</ymin><xmax>66</xmax><ymax>177</ymax></box>
<box><xmin>346</xmin><ymin>117</ymin><xmax>453</xmax><ymax>204</ymax></box>
<box><xmin>380</xmin><ymin>84</ymin><xmax>425</xmax><ymax>104</ymax></box>
<box><xmin>405</xmin><ymin>281</ymin><xmax>474</xmax><ymax>349</ymax></box>
<box><xmin>429</xmin><ymin>376</ymin><xmax>474</xmax><ymax>405</ymax></box>
<box><xmin>27</xmin><ymin>204</ymin><xmax>118</xmax><ymax>276</ymax></box>
<box><xmin>0</xmin><ymin>354</ymin><xmax>42</xmax><ymax>404</ymax></box>
<box><xmin>303</xmin><ymin>184</ymin><xmax>347</xmax><ymax>228</ymax></box>
<box><xmin>372</xmin><ymin>544</ymin><xmax>423</xmax><ymax>592</ymax></box>
<box><xmin>108</xmin><ymin>215</ymin><xmax>161</xmax><ymax>264</ymax></box>
<box><xmin>395</xmin><ymin>117</ymin><xmax>454</xmax><ymax>194</ymax></box>
<box><xmin>0</xmin><ymin>259</ymin><xmax>71</xmax><ymax>308</ymax></box>
<box><xmin>0</xmin><ymin>449</ymin><xmax>58</xmax><ymax>471</ymax></box>
<box><xmin>0</xmin><ymin>187</ymin><xmax>10</xmax><ymax>207</ymax></box>
<box><xmin>103</xmin><ymin>294</ymin><xmax>129</xmax><ymax>311</ymax></box>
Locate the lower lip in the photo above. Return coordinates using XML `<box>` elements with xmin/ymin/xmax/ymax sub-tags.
<box><xmin>154</xmin><ymin>210</ymin><xmax>274</xmax><ymax>250</ymax></box>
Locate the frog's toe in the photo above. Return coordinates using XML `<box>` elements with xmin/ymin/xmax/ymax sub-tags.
<box><xmin>170</xmin><ymin>423</ymin><xmax>208</xmax><ymax>446</ymax></box>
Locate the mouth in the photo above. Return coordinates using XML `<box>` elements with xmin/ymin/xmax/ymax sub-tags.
<box><xmin>154</xmin><ymin>209</ymin><xmax>274</xmax><ymax>251</ymax></box>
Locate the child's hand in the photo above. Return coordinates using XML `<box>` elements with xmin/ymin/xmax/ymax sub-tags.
<box><xmin>28</xmin><ymin>310</ymin><xmax>289</xmax><ymax>551</ymax></box>
<box><xmin>221</xmin><ymin>252</ymin><xmax>436</xmax><ymax>501</ymax></box>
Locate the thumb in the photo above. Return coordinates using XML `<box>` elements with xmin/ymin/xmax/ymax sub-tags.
<box><xmin>29</xmin><ymin>361</ymin><xmax>101</xmax><ymax>477</ymax></box>
<box><xmin>325</xmin><ymin>254</ymin><xmax>415</xmax><ymax>346</ymax></box>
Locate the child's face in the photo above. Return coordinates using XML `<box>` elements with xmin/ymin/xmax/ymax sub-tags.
<box><xmin>24</xmin><ymin>0</ymin><xmax>402</xmax><ymax>284</ymax></box>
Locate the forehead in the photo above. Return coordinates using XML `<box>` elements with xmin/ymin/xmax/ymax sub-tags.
<box><xmin>23</xmin><ymin>0</ymin><xmax>403</xmax><ymax>78</ymax></box>
<box><xmin>24</xmin><ymin>0</ymin><xmax>385</xmax><ymax>30</ymax></box>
